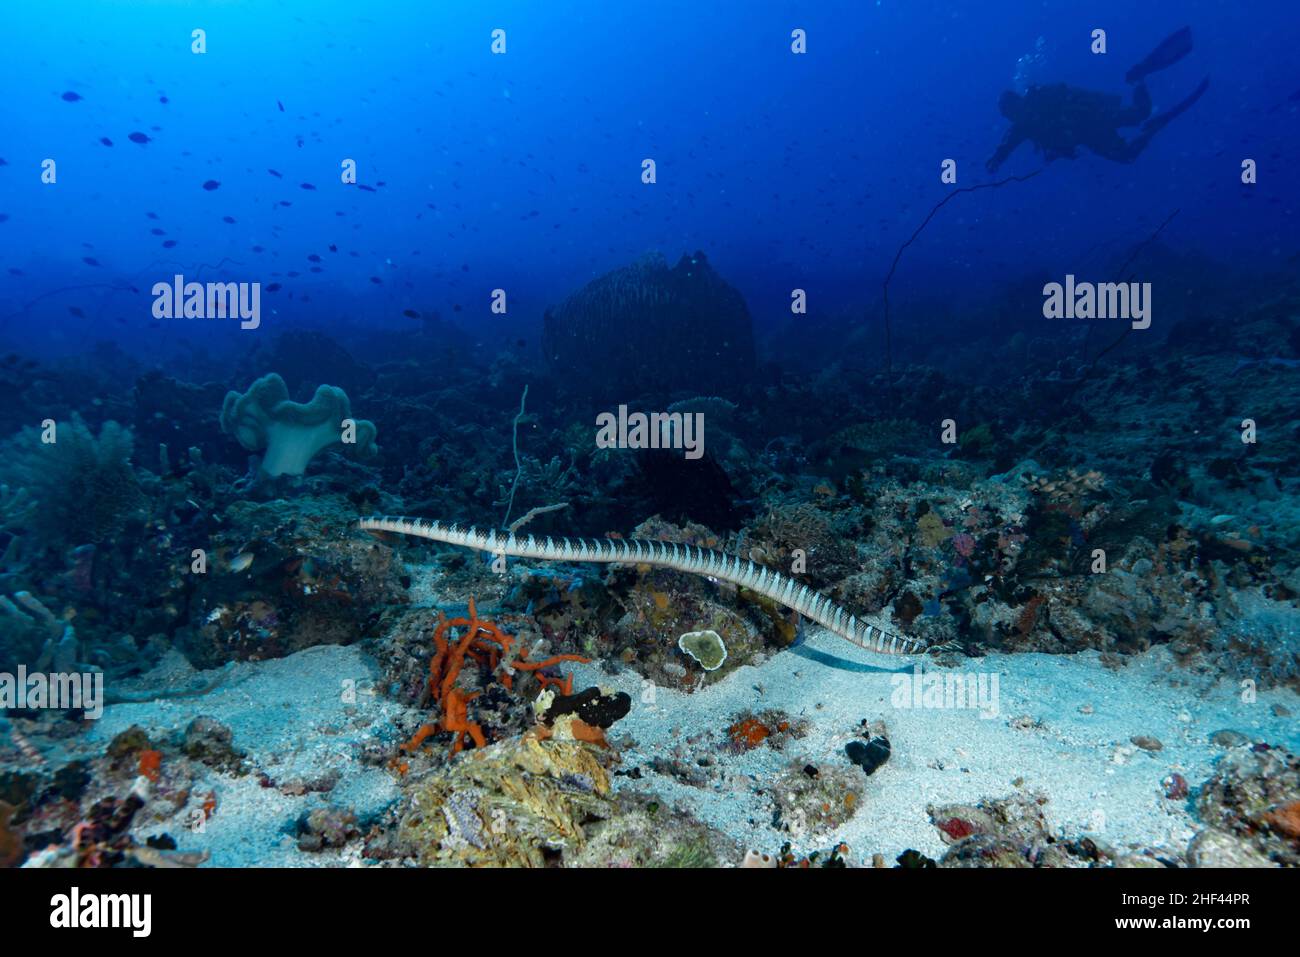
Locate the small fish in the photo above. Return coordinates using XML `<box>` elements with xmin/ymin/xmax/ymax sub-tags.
<box><xmin>229</xmin><ymin>552</ymin><xmax>255</xmax><ymax>573</ymax></box>
<box><xmin>252</xmin><ymin>245</ymin><xmax>265</xmax><ymax>253</ymax></box>
<box><xmin>68</xmin><ymin>306</ymin><xmax>85</xmax><ymax>317</ymax></box>
<box><xmin>159</xmin><ymin>94</ymin><xmax>169</xmax><ymax>104</ymax></box>
<box><xmin>1231</xmin><ymin>357</ymin><xmax>1300</xmax><ymax>375</ymax></box>
<box><xmin>268</xmin><ymin>168</ymin><xmax>283</xmax><ymax>178</ymax></box>
<box><xmin>128</xmin><ymin>131</ymin><xmax>150</xmax><ymax>144</ymax></box>
<box><xmin>99</xmin><ymin>137</ymin><xmax>113</xmax><ymax>147</ymax></box>
<box><xmin>61</xmin><ymin>91</ymin><xmax>83</xmax><ymax>102</ymax></box>
<box><xmin>82</xmin><ymin>256</ymin><xmax>100</xmax><ymax>266</ymax></box>
<box><xmin>277</xmin><ymin>100</ymin><xmax>285</xmax><ymax>112</ymax></box>
<box><xmin>328</xmin><ymin>244</ymin><xmax>337</xmax><ymax>252</ymax></box>
<box><xmin>150</xmin><ymin>228</ymin><xmax>165</xmax><ymax>235</ymax></box>
<box><xmin>403</xmin><ymin>309</ymin><xmax>420</xmax><ymax>319</ymax></box>
<box><xmin>278</xmin><ymin>200</ymin><xmax>291</xmax><ymax>206</ymax></box>
<box><xmin>265</xmin><ymin>282</ymin><xmax>281</xmax><ymax>291</ymax></box>
<box><xmin>307</xmin><ymin>253</ymin><xmax>321</xmax><ymax>262</ymax></box>
<box><xmin>146</xmin><ymin>211</ymin><xmax>159</xmax><ymax>219</ymax></box>
<box><xmin>357</xmin><ymin>184</ymin><xmax>376</xmax><ymax>192</ymax></box>
<box><xmin>161</xmin><ymin>239</ymin><xmax>177</xmax><ymax>248</ymax></box>
<box><xmin>202</xmin><ymin>179</ymin><xmax>220</xmax><ymax>190</ymax></box>
<box><xmin>369</xmin><ymin>276</ymin><xmax>382</xmax><ymax>284</ymax></box>
<box><xmin>8</xmin><ymin>726</ymin><xmax>45</xmax><ymax>766</ymax></box>
<box><xmin>300</xmin><ymin>182</ymin><xmax>316</xmax><ymax>190</ymax></box>
<box><xmin>222</xmin><ymin>215</ymin><xmax>236</xmax><ymax>223</ymax></box>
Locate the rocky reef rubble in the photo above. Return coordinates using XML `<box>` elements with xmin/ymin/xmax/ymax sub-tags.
<box><xmin>394</xmin><ymin>733</ymin><xmax>741</xmax><ymax>867</ymax></box>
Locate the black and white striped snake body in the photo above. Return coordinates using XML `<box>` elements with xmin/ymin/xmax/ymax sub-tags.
<box><xmin>358</xmin><ymin>516</ymin><xmax>926</xmax><ymax>658</ymax></box>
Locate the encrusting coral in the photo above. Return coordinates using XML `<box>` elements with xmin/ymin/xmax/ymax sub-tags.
<box><xmin>395</xmin><ymin>730</ymin><xmax>738</xmax><ymax>868</ymax></box>
<box><xmin>220</xmin><ymin>372</ymin><xmax>378</xmax><ymax>477</ymax></box>
<box><xmin>678</xmin><ymin>629</ymin><xmax>728</xmax><ymax>671</ymax></box>
<box><xmin>397</xmin><ymin>734</ymin><xmax>612</xmax><ymax>866</ymax></box>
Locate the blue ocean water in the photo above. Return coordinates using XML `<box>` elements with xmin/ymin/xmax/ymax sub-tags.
<box><xmin>2</xmin><ymin>0</ymin><xmax>1295</xmax><ymax>362</ymax></box>
<box><xmin>0</xmin><ymin>1</ymin><xmax>1298</xmax><ymax>875</ymax></box>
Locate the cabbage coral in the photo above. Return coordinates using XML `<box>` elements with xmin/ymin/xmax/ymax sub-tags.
<box><xmin>220</xmin><ymin>373</ymin><xmax>377</xmax><ymax>477</ymax></box>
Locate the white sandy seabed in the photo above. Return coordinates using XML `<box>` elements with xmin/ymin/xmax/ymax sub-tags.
<box><xmin>65</xmin><ymin>629</ymin><xmax>1300</xmax><ymax>867</ymax></box>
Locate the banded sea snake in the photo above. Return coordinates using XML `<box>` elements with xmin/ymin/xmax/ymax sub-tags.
<box><xmin>358</xmin><ymin>516</ymin><xmax>928</xmax><ymax>658</ymax></box>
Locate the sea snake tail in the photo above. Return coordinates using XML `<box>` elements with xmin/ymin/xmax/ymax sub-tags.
<box><xmin>358</xmin><ymin>516</ymin><xmax>927</xmax><ymax>658</ymax></box>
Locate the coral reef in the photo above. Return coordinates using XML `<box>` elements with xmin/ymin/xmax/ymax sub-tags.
<box><xmin>924</xmin><ymin>792</ymin><xmax>1158</xmax><ymax>868</ymax></box>
<box><xmin>398</xmin><ymin>735</ymin><xmax>611</xmax><ymax>865</ymax></box>
<box><xmin>181</xmin><ymin>494</ymin><xmax>408</xmax><ymax>668</ymax></box>
<box><xmin>0</xmin><ymin>267</ymin><xmax>1296</xmax><ymax>872</ymax></box>
<box><xmin>1191</xmin><ymin>743</ymin><xmax>1300</xmax><ymax>866</ymax></box>
<box><xmin>0</xmin><ymin>414</ymin><xmax>142</xmax><ymax>550</ymax></box>
<box><xmin>396</xmin><ymin>733</ymin><xmax>738</xmax><ymax>867</ymax></box>
<box><xmin>392</xmin><ymin>599</ymin><xmax>591</xmax><ymax>762</ymax></box>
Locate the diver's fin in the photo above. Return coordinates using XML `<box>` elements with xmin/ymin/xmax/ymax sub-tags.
<box><xmin>1125</xmin><ymin>26</ymin><xmax>1193</xmax><ymax>84</ymax></box>
<box><xmin>1141</xmin><ymin>76</ymin><xmax>1209</xmax><ymax>135</ymax></box>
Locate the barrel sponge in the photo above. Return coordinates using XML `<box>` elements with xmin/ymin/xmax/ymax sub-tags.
<box><xmin>220</xmin><ymin>372</ymin><xmax>377</xmax><ymax>477</ymax></box>
<box><xmin>541</xmin><ymin>251</ymin><xmax>756</xmax><ymax>398</ymax></box>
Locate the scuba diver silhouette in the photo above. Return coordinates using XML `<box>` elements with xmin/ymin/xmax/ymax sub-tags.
<box><xmin>987</xmin><ymin>27</ymin><xmax>1209</xmax><ymax>172</ymax></box>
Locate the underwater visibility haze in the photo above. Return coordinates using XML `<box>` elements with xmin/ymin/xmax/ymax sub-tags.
<box><xmin>0</xmin><ymin>0</ymin><xmax>1298</xmax><ymax>891</ymax></box>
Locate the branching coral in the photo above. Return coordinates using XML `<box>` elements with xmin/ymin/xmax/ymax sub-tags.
<box><xmin>0</xmin><ymin>484</ymin><xmax>34</xmax><ymax>533</ymax></box>
<box><xmin>400</xmin><ymin>598</ymin><xmax>590</xmax><ymax>758</ymax></box>
<box><xmin>220</xmin><ymin>372</ymin><xmax>377</xmax><ymax>477</ymax></box>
